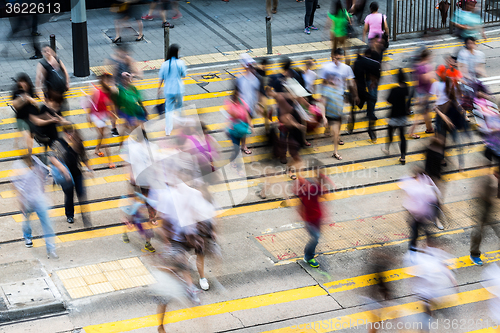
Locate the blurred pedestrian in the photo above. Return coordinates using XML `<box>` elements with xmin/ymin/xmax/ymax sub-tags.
<box><xmin>115</xmin><ymin>72</ymin><xmax>148</xmax><ymax>138</ymax></box>
<box><xmin>27</xmin><ymin>89</ymin><xmax>70</xmax><ymax>151</ymax></box>
<box><xmin>399</xmin><ymin>168</ymin><xmax>441</xmax><ymax>253</ymax></box>
<box><xmin>224</xmin><ymin>85</ymin><xmax>253</xmax><ymax>170</ymax></box>
<box><xmin>11</xmin><ymin>73</ymin><xmax>38</xmax><ymax>155</ymax></box>
<box><xmin>408</xmin><ymin>48</ymin><xmax>435</xmax><ymax>139</ymax></box>
<box><xmin>457</xmin><ymin>37</ymin><xmax>486</xmax><ymax>80</ymax></box>
<box><xmin>383</xmin><ymin>68</ymin><xmax>409</xmax><ymax>164</ymax></box>
<box><xmin>347</xmin><ymin>0</ymin><xmax>367</xmax><ymax>24</ymax></box>
<box><xmin>304</xmin><ymin>0</ymin><xmax>320</xmax><ymax>35</ymax></box>
<box><xmin>11</xmin><ymin>155</ymin><xmax>58</xmax><ymax>258</ymax></box>
<box><xmin>293</xmin><ymin>160</ymin><xmax>335</xmax><ymax>268</ymax></box>
<box><xmin>142</xmin><ymin>0</ymin><xmax>172</xmax><ymax>27</ymax></box>
<box><xmin>112</xmin><ymin>0</ymin><xmax>144</xmax><ymax>43</ymax></box>
<box><xmin>35</xmin><ymin>45</ymin><xmax>69</xmax><ymax>101</ymax></box>
<box><xmin>481</xmin><ymin>262</ymin><xmax>500</xmax><ymax>325</ymax></box>
<box><xmin>121</xmin><ymin>191</ymin><xmax>156</xmax><ymax>252</ymax></box>
<box><xmin>362</xmin><ymin>2</ymin><xmax>389</xmax><ymax>43</ymax></box>
<box><xmin>2</xmin><ymin>14</ymin><xmax>41</xmax><ymax>59</ymax></box>
<box><xmin>365</xmin><ymin>47</ymin><xmax>381</xmax><ymax>142</ymax></box>
<box><xmin>470</xmin><ymin>174</ymin><xmax>500</xmax><ymax>265</ymax></box>
<box><xmin>349</xmin><ymin>48</ymin><xmax>378</xmax><ymax>135</ymax></box>
<box><xmin>320</xmin><ymin>72</ymin><xmax>344</xmax><ymax>160</ymax></box>
<box><xmin>451</xmin><ymin>0</ymin><xmax>486</xmax><ymax>41</ymax></box>
<box><xmin>266</xmin><ymin>0</ymin><xmax>279</xmax><ymax>16</ymax></box>
<box><xmin>158</xmin><ymin>44</ymin><xmax>187</xmax><ymax>135</ymax></box>
<box><xmin>326</xmin><ymin>0</ymin><xmax>352</xmax><ymax>53</ymax></box>
<box><xmin>86</xmin><ymin>73</ymin><xmax>118</xmax><ymax>169</ymax></box>
<box><xmin>49</xmin><ymin>126</ymin><xmax>93</xmax><ymax>227</ymax></box>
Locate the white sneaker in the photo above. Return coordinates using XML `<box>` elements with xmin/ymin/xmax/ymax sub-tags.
<box><xmin>199</xmin><ymin>278</ymin><xmax>209</xmax><ymax>291</ymax></box>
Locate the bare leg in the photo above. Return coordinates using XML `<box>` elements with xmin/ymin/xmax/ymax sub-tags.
<box><xmin>157</xmin><ymin>304</ymin><xmax>167</xmax><ymax>333</ymax></box>
<box><xmin>196</xmin><ymin>254</ymin><xmax>205</xmax><ymax>279</ymax></box>
<box><xmin>114</xmin><ymin>19</ymin><xmax>123</xmax><ymax>39</ymax></box>
<box><xmin>332</xmin><ymin>120</ymin><xmax>341</xmax><ymax>158</ymax></box>
<box><xmin>148</xmin><ymin>2</ymin><xmax>157</xmax><ymax>16</ymax></box>
<box><xmin>136</xmin><ymin>20</ymin><xmax>144</xmax><ymax>38</ymax></box>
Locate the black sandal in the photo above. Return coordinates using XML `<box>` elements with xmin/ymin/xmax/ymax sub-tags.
<box><xmin>112</xmin><ymin>37</ymin><xmax>121</xmax><ymax>43</ymax></box>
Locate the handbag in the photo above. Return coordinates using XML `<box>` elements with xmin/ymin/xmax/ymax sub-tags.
<box><xmin>229</xmin><ymin>120</ymin><xmax>251</xmax><ymax>139</ymax></box>
<box><xmin>381</xmin><ymin>14</ymin><xmax>389</xmax><ymax>50</ymax></box>
<box><xmin>345</xmin><ymin>10</ymin><xmax>356</xmax><ymax>38</ymax></box>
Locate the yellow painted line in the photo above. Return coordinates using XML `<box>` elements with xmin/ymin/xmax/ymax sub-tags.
<box><xmin>83</xmin><ymin>285</ymin><xmax>327</xmax><ymax>333</ymax></box>
<box><xmin>263</xmin><ymin>288</ymin><xmax>494</xmax><ymax>332</ymax></box>
<box><xmin>468</xmin><ymin>328</ymin><xmax>500</xmax><ymax>333</ymax></box>
<box><xmin>324</xmin><ymin>249</ymin><xmax>500</xmax><ymax>293</ymax></box>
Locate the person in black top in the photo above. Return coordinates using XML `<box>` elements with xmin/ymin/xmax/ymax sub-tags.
<box><xmin>49</xmin><ymin>126</ymin><xmax>93</xmax><ymax>227</ymax></box>
<box><xmin>383</xmin><ymin>69</ymin><xmax>409</xmax><ymax>164</ymax></box>
<box><xmin>11</xmin><ymin>73</ymin><xmax>39</xmax><ymax>155</ymax></box>
<box><xmin>27</xmin><ymin>89</ymin><xmax>71</xmax><ymax>151</ymax></box>
<box><xmin>351</xmin><ymin>48</ymin><xmax>381</xmax><ymax>140</ymax></box>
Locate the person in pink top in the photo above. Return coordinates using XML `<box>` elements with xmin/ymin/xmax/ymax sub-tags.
<box><xmin>362</xmin><ymin>2</ymin><xmax>389</xmax><ymax>42</ymax></box>
<box><xmin>224</xmin><ymin>86</ymin><xmax>253</xmax><ymax>165</ymax></box>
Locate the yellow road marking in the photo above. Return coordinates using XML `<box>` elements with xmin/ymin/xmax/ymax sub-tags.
<box><xmin>83</xmin><ymin>285</ymin><xmax>327</xmax><ymax>333</ymax></box>
<box><xmin>263</xmin><ymin>288</ymin><xmax>493</xmax><ymax>332</ymax></box>
<box><xmin>324</xmin><ymin>249</ymin><xmax>500</xmax><ymax>293</ymax></box>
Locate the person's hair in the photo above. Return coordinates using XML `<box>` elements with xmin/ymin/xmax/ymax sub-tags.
<box><xmin>369</xmin><ymin>2</ymin><xmax>379</xmax><ymax>13</ymax></box>
<box><xmin>99</xmin><ymin>73</ymin><xmax>113</xmax><ymax>93</ymax></box>
<box><xmin>231</xmin><ymin>82</ymin><xmax>240</xmax><ymax>102</ymax></box>
<box><xmin>334</xmin><ymin>0</ymin><xmax>344</xmax><ymax>15</ymax></box>
<box><xmin>364</xmin><ymin>48</ymin><xmax>372</xmax><ymax>57</ymax></box>
<box><xmin>259</xmin><ymin>58</ymin><xmax>269</xmax><ymax>67</ymax></box>
<box><xmin>282</xmin><ymin>57</ymin><xmax>292</xmax><ymax>72</ymax></box>
<box><xmin>397</xmin><ymin>68</ymin><xmax>407</xmax><ymax>86</ymax></box>
<box><xmin>41</xmin><ymin>44</ymin><xmax>52</xmax><ymax>51</ymax></box>
<box><xmin>44</xmin><ymin>88</ymin><xmax>64</xmax><ymax>104</ymax></box>
<box><xmin>62</xmin><ymin>125</ymin><xmax>85</xmax><ymax>155</ymax></box>
<box><xmin>12</xmin><ymin>72</ymin><xmax>35</xmax><ymax>99</ymax></box>
<box><xmin>334</xmin><ymin>48</ymin><xmax>345</xmax><ymax>56</ymax></box>
<box><xmin>464</xmin><ymin>36</ymin><xmax>476</xmax><ymax>45</ymax></box>
<box><xmin>167</xmin><ymin>44</ymin><xmax>180</xmax><ymax>60</ymax></box>
<box><xmin>305</xmin><ymin>57</ymin><xmax>314</xmax><ymax>68</ymax></box>
<box><xmin>419</xmin><ymin>48</ymin><xmax>431</xmax><ymax>61</ymax></box>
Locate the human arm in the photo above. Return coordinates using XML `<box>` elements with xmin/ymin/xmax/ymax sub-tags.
<box><xmin>59</xmin><ymin>60</ymin><xmax>70</xmax><ymax>90</ymax></box>
<box><xmin>362</xmin><ymin>22</ymin><xmax>369</xmax><ymax>42</ymax></box>
<box><xmin>434</xmin><ymin>104</ymin><xmax>455</xmax><ymax>130</ymax></box>
<box><xmin>35</xmin><ymin>63</ymin><xmax>45</xmax><ymax>96</ymax></box>
<box><xmin>48</xmin><ymin>155</ymin><xmax>72</xmax><ymax>181</ymax></box>
<box><xmin>383</xmin><ymin>15</ymin><xmax>389</xmax><ymax>35</ymax></box>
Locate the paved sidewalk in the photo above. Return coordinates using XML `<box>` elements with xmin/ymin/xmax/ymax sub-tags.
<box><xmin>1</xmin><ymin>0</ymin><xmax>378</xmax><ymax>88</ymax></box>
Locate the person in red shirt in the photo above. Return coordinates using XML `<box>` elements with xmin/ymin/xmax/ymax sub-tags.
<box><xmin>293</xmin><ymin>160</ymin><xmax>335</xmax><ymax>268</ymax></box>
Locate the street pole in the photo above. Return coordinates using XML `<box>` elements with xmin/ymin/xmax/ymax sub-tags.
<box><xmin>164</xmin><ymin>25</ymin><xmax>170</xmax><ymax>61</ymax></box>
<box><xmin>386</xmin><ymin>0</ymin><xmax>393</xmax><ymax>40</ymax></box>
<box><xmin>266</xmin><ymin>16</ymin><xmax>272</xmax><ymax>54</ymax></box>
<box><xmin>71</xmin><ymin>0</ymin><xmax>89</xmax><ymax>77</ymax></box>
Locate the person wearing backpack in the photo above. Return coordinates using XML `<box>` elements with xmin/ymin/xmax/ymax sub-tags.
<box><xmin>35</xmin><ymin>45</ymin><xmax>70</xmax><ymax>102</ymax></box>
<box><xmin>157</xmin><ymin>44</ymin><xmax>187</xmax><ymax>135</ymax></box>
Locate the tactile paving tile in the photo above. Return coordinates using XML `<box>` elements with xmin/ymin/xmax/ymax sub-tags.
<box><xmin>255</xmin><ymin>199</ymin><xmax>485</xmax><ymax>261</ymax></box>
<box><xmin>56</xmin><ymin>257</ymin><xmax>156</xmax><ymax>299</ymax></box>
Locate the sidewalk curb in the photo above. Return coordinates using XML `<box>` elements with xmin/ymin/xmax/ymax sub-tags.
<box><xmin>0</xmin><ymin>301</ymin><xmax>67</xmax><ymax>323</ymax></box>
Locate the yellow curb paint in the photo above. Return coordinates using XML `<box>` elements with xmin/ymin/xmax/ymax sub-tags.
<box><xmin>83</xmin><ymin>285</ymin><xmax>327</xmax><ymax>333</ymax></box>
<box><xmin>262</xmin><ymin>288</ymin><xmax>493</xmax><ymax>333</ymax></box>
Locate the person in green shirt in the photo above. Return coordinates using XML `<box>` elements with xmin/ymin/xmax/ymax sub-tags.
<box><xmin>114</xmin><ymin>72</ymin><xmax>148</xmax><ymax>137</ymax></box>
<box><xmin>326</xmin><ymin>0</ymin><xmax>352</xmax><ymax>55</ymax></box>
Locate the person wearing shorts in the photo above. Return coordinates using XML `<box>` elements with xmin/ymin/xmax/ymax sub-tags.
<box><xmin>321</xmin><ymin>73</ymin><xmax>344</xmax><ymax>160</ymax></box>
<box><xmin>86</xmin><ymin>73</ymin><xmax>117</xmax><ymax>168</ymax></box>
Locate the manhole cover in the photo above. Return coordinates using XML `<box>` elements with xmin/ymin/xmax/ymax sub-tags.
<box><xmin>2</xmin><ymin>278</ymin><xmax>56</xmax><ymax>305</ymax></box>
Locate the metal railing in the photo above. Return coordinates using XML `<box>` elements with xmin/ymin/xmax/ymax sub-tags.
<box><xmin>391</xmin><ymin>0</ymin><xmax>500</xmax><ymax>40</ymax></box>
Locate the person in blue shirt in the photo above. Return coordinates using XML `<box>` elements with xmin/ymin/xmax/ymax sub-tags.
<box><xmin>451</xmin><ymin>0</ymin><xmax>486</xmax><ymax>41</ymax></box>
<box><xmin>157</xmin><ymin>44</ymin><xmax>187</xmax><ymax>135</ymax></box>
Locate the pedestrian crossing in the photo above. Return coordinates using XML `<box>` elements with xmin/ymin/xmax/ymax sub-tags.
<box><xmin>0</xmin><ymin>45</ymin><xmax>498</xmax><ymax>332</ymax></box>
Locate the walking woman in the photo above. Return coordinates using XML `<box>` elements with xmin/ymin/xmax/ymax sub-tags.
<box><xmin>408</xmin><ymin>48</ymin><xmax>435</xmax><ymax>139</ymax></box>
<box><xmin>86</xmin><ymin>73</ymin><xmax>117</xmax><ymax>169</ymax></box>
<box><xmin>304</xmin><ymin>0</ymin><xmax>320</xmax><ymax>34</ymax></box>
<box><xmin>49</xmin><ymin>126</ymin><xmax>93</xmax><ymax>227</ymax></box>
<box><xmin>383</xmin><ymin>69</ymin><xmax>409</xmax><ymax>165</ymax></box>
<box><xmin>326</xmin><ymin>0</ymin><xmax>352</xmax><ymax>54</ymax></box>
<box><xmin>362</xmin><ymin>2</ymin><xmax>389</xmax><ymax>43</ymax></box>
<box><xmin>224</xmin><ymin>85</ymin><xmax>252</xmax><ymax>166</ymax></box>
<box><xmin>320</xmin><ymin>73</ymin><xmax>345</xmax><ymax>160</ymax></box>
<box><xmin>11</xmin><ymin>73</ymin><xmax>38</xmax><ymax>155</ymax></box>
<box><xmin>158</xmin><ymin>44</ymin><xmax>187</xmax><ymax>135</ymax></box>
